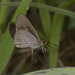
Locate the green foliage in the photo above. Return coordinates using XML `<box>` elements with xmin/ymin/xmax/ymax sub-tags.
<box><xmin>0</xmin><ymin>0</ymin><xmax>10</xmax><ymax>39</ymax></box>
<box><xmin>30</xmin><ymin>2</ymin><xmax>75</xmax><ymax>17</ymax></box>
<box><xmin>37</xmin><ymin>0</ymin><xmax>51</xmax><ymax>38</ymax></box>
<box><xmin>23</xmin><ymin>67</ymin><xmax>75</xmax><ymax>75</ymax></box>
<box><xmin>49</xmin><ymin>0</ymin><xmax>75</xmax><ymax>68</ymax></box>
<box><xmin>0</xmin><ymin>28</ymin><xmax>14</xmax><ymax>74</ymax></box>
<box><xmin>36</xmin><ymin>0</ymin><xmax>75</xmax><ymax>68</ymax></box>
<box><xmin>0</xmin><ymin>0</ymin><xmax>75</xmax><ymax>74</ymax></box>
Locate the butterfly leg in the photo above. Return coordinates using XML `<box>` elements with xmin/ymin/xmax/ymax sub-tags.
<box><xmin>41</xmin><ymin>43</ymin><xmax>46</xmax><ymax>53</ymax></box>
<box><xmin>41</xmin><ymin>43</ymin><xmax>47</xmax><ymax>60</ymax></box>
<box><xmin>31</xmin><ymin>48</ymin><xmax>33</xmax><ymax>61</ymax></box>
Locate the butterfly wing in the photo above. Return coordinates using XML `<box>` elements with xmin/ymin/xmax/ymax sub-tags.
<box><xmin>14</xmin><ymin>30</ymin><xmax>38</xmax><ymax>48</ymax></box>
<box><xmin>16</xmin><ymin>14</ymin><xmax>40</xmax><ymax>40</ymax></box>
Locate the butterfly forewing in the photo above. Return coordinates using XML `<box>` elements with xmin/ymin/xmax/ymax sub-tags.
<box><xmin>16</xmin><ymin>14</ymin><xmax>40</xmax><ymax>40</ymax></box>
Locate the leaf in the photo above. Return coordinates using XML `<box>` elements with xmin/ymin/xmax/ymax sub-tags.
<box><xmin>23</xmin><ymin>67</ymin><xmax>75</xmax><ymax>75</ymax></box>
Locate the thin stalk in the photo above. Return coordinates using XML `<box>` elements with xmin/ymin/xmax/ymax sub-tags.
<box><xmin>49</xmin><ymin>1</ymin><xmax>75</xmax><ymax>68</ymax></box>
<box><xmin>0</xmin><ymin>2</ymin><xmax>75</xmax><ymax>17</ymax></box>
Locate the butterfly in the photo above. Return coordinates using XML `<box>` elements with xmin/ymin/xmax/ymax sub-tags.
<box><xmin>9</xmin><ymin>14</ymin><xmax>46</xmax><ymax>54</ymax></box>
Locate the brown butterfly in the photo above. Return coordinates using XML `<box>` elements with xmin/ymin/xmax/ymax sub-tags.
<box><xmin>9</xmin><ymin>14</ymin><xmax>46</xmax><ymax>53</ymax></box>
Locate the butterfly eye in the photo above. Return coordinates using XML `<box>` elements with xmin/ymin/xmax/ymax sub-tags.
<box><xmin>41</xmin><ymin>39</ymin><xmax>48</xmax><ymax>46</ymax></box>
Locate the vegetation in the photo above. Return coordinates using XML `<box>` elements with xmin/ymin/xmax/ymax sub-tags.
<box><xmin>0</xmin><ymin>0</ymin><xmax>75</xmax><ymax>75</ymax></box>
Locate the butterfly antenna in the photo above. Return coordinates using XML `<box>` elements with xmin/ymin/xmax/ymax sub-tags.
<box><xmin>43</xmin><ymin>40</ymin><xmax>48</xmax><ymax>46</ymax></box>
<box><xmin>46</xmin><ymin>45</ymin><xmax>58</xmax><ymax>54</ymax></box>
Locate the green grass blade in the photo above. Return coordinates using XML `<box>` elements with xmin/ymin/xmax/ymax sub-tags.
<box><xmin>37</xmin><ymin>0</ymin><xmax>51</xmax><ymax>38</ymax></box>
<box><xmin>30</xmin><ymin>2</ymin><xmax>75</xmax><ymax>17</ymax></box>
<box><xmin>0</xmin><ymin>28</ymin><xmax>14</xmax><ymax>74</ymax></box>
<box><xmin>49</xmin><ymin>1</ymin><xmax>75</xmax><ymax>68</ymax></box>
<box><xmin>0</xmin><ymin>0</ymin><xmax>10</xmax><ymax>39</ymax></box>
<box><xmin>23</xmin><ymin>67</ymin><xmax>75</xmax><ymax>75</ymax></box>
<box><xmin>0</xmin><ymin>2</ymin><xmax>75</xmax><ymax>17</ymax></box>
<box><xmin>11</xmin><ymin>0</ymin><xmax>31</xmax><ymax>23</ymax></box>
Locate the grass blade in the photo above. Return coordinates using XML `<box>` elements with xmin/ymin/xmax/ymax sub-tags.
<box><xmin>37</xmin><ymin>0</ymin><xmax>51</xmax><ymax>38</ymax></box>
<box><xmin>49</xmin><ymin>1</ymin><xmax>75</xmax><ymax>68</ymax></box>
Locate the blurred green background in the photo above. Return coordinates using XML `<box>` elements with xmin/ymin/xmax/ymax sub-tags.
<box><xmin>0</xmin><ymin>0</ymin><xmax>75</xmax><ymax>75</ymax></box>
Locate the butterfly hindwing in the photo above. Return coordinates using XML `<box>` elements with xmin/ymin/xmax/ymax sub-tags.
<box><xmin>14</xmin><ymin>30</ymin><xmax>38</xmax><ymax>48</ymax></box>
